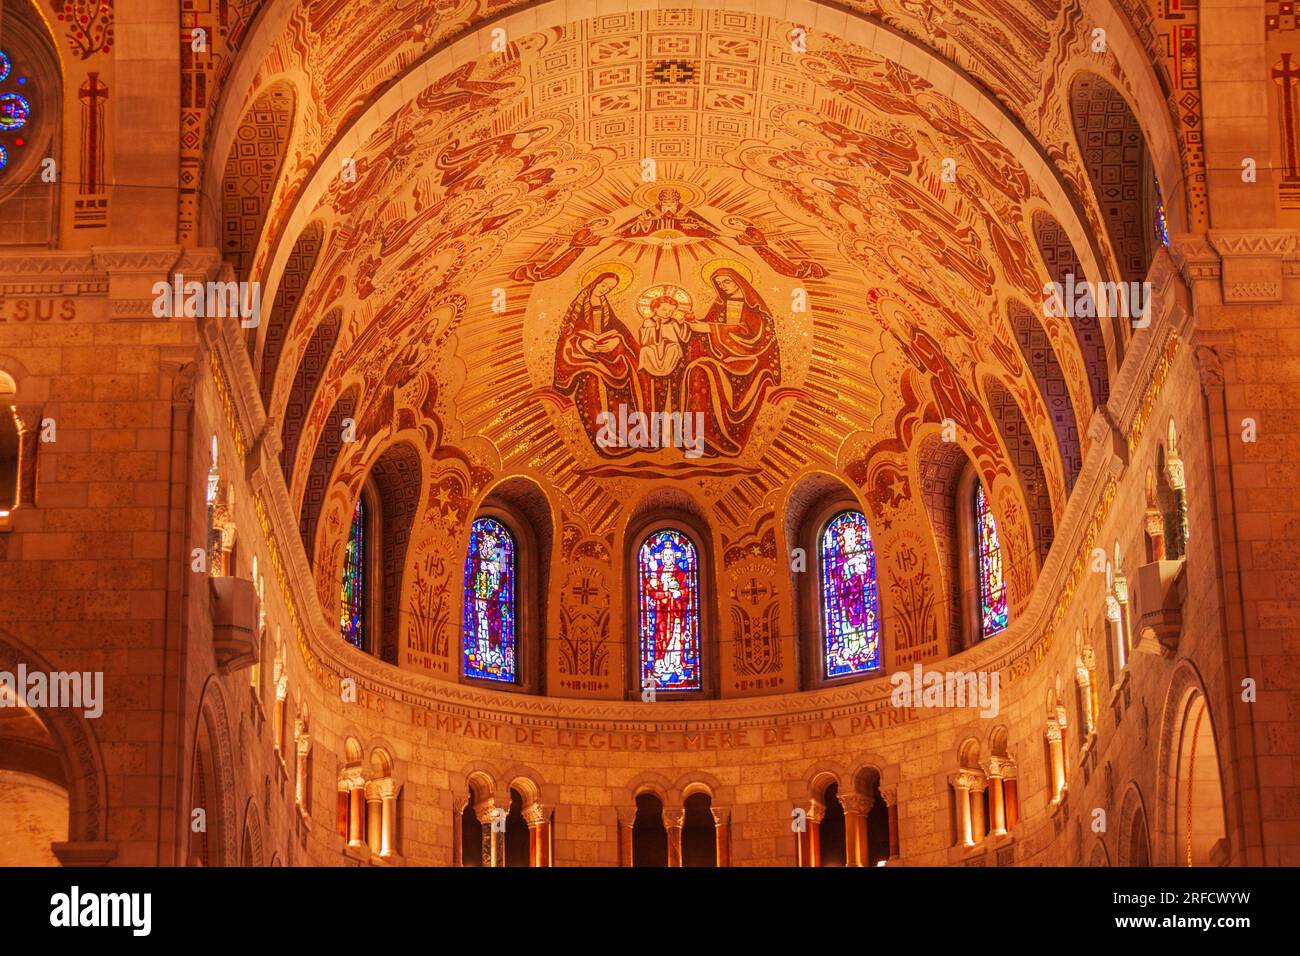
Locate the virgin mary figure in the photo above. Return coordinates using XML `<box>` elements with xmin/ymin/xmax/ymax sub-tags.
<box><xmin>681</xmin><ymin>264</ymin><xmax>782</xmax><ymax>456</ymax></box>
<box><xmin>552</xmin><ymin>265</ymin><xmax>641</xmax><ymax>451</ymax></box>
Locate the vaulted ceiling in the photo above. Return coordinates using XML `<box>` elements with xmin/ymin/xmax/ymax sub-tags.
<box><xmin>204</xmin><ymin>2</ymin><xmax>1185</xmax><ymax>672</ymax></box>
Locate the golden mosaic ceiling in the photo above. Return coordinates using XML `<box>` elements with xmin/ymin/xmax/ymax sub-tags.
<box><xmin>248</xmin><ymin>8</ymin><xmax>1129</xmax><ymax>676</ymax></box>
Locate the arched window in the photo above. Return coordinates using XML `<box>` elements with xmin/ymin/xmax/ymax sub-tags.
<box><xmin>0</xmin><ymin>3</ymin><xmax>61</xmax><ymax>242</ymax></box>
<box><xmin>632</xmin><ymin>792</ymin><xmax>668</xmax><ymax>867</ymax></box>
<box><xmin>340</xmin><ymin>498</ymin><xmax>366</xmax><ymax>650</ymax></box>
<box><xmin>0</xmin><ymin>49</ymin><xmax>34</xmax><ymax>176</ymax></box>
<box><xmin>681</xmin><ymin>792</ymin><xmax>719</xmax><ymax>867</ymax></box>
<box><xmin>975</xmin><ymin>484</ymin><xmax>1008</xmax><ymax>639</ymax></box>
<box><xmin>463</xmin><ymin>516</ymin><xmax>518</xmax><ymax>683</ymax></box>
<box><xmin>636</xmin><ymin>529</ymin><xmax>702</xmax><ymax>692</ymax></box>
<box><xmin>1152</xmin><ymin>172</ymin><xmax>1171</xmax><ymax>249</ymax></box>
<box><xmin>819</xmin><ymin>510</ymin><xmax>881</xmax><ymax>677</ymax></box>
<box><xmin>504</xmin><ymin>787</ymin><xmax>532</xmax><ymax>868</ymax></box>
<box><xmin>0</xmin><ymin>373</ymin><xmax>20</xmax><ymax>514</ymax></box>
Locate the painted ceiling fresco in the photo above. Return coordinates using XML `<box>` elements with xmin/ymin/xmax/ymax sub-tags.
<box><xmin>220</xmin><ymin>0</ymin><xmax>1189</xmax><ymax>288</ymax></box>
<box><xmin>246</xmin><ymin>9</ymin><xmax>1126</xmax><ymax>693</ymax></box>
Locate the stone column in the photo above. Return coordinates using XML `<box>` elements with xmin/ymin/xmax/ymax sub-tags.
<box><xmin>474</xmin><ymin>801</ymin><xmax>502</xmax><ymax>867</ymax></box>
<box><xmin>524</xmin><ymin>803</ymin><xmax>550</xmax><ymax>867</ymax></box>
<box><xmin>880</xmin><ymin>788</ymin><xmax>900</xmax><ymax>860</ymax></box>
<box><xmin>377</xmin><ymin>778</ymin><xmax>398</xmax><ymax>858</ymax></box>
<box><xmin>273</xmin><ymin>677</ymin><xmax>288</xmax><ymax>754</ymax></box>
<box><xmin>984</xmin><ymin>758</ymin><xmax>1008</xmax><ymax>837</ymax></box>
<box><xmin>953</xmin><ymin>772</ymin><xmax>977</xmax><ymax>847</ymax></box>
<box><xmin>1145</xmin><ymin>508</ymin><xmax>1167</xmax><ymax>561</ymax></box>
<box><xmin>1167</xmin><ymin>456</ymin><xmax>1188</xmax><ymax>555</ymax></box>
<box><xmin>665</xmin><ymin>810</ymin><xmax>684</xmax><ymax>867</ymax></box>
<box><xmin>335</xmin><ymin>779</ymin><xmax>349</xmax><ymax>839</ymax></box>
<box><xmin>1047</xmin><ymin>720</ymin><xmax>1066</xmax><ymax>802</ymax></box>
<box><xmin>711</xmin><ymin>808</ymin><xmax>729</xmax><ymax>868</ymax></box>
<box><xmin>10</xmin><ymin>405</ymin><xmax>41</xmax><ymax>507</ymax></box>
<box><xmin>807</xmin><ymin>799</ymin><xmax>824</xmax><ymax>868</ymax></box>
<box><xmin>619</xmin><ymin>816</ymin><xmax>634</xmax><ymax>867</ymax></box>
<box><xmin>970</xmin><ymin>779</ymin><xmax>987</xmax><ymax>844</ymax></box>
<box><xmin>364</xmin><ymin>780</ymin><xmax>384</xmax><ymax>855</ymax></box>
<box><xmin>347</xmin><ymin>771</ymin><xmax>366</xmax><ymax>847</ymax></box>
<box><xmin>294</xmin><ymin>730</ymin><xmax>311</xmax><ymax>809</ymax></box>
<box><xmin>838</xmin><ymin>791</ymin><xmax>872</xmax><ymax>866</ymax></box>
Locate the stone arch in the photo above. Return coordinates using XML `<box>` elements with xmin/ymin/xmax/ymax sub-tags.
<box><xmin>915</xmin><ymin>433</ymin><xmax>972</xmax><ymax>654</ymax></box>
<box><xmin>784</xmin><ymin>470</ymin><xmax>887</xmax><ymax>688</ymax></box>
<box><xmin>362</xmin><ymin>440</ymin><xmax>424</xmax><ymax>665</ymax></box>
<box><xmin>982</xmin><ymin>376</ymin><xmax>1055</xmax><ymax>566</ymax></box>
<box><xmin>278</xmin><ymin>310</ymin><xmax>342</xmax><ymax>488</ymax></box>
<box><xmin>623</xmin><ymin>491</ymin><xmax>720</xmax><ymax>699</ymax></box>
<box><xmin>219</xmin><ymin>79</ymin><xmax>296</xmax><ymax>283</ymax></box>
<box><xmin>461</xmin><ymin>474</ymin><xmax>555</xmax><ymax>693</ymax></box>
<box><xmin>0</xmin><ymin>628</ymin><xmax>110</xmax><ymax>858</ymax></box>
<box><xmin>257</xmin><ymin>219</ymin><xmax>326</xmax><ymax>406</ymax></box>
<box><xmin>1156</xmin><ymin>663</ymin><xmax>1229</xmax><ymax>866</ymax></box>
<box><xmin>1089</xmin><ymin>837</ymin><xmax>1111</xmax><ymax>867</ymax></box>
<box><xmin>189</xmin><ymin>677</ymin><xmax>239</xmax><ymax>867</ymax></box>
<box><xmin>1068</xmin><ymin>69</ymin><xmax>1167</xmax><ymax>287</ymax></box>
<box><xmin>1032</xmin><ymin>210</ymin><xmax>1113</xmax><ymax>405</ymax></box>
<box><xmin>1067</xmin><ymin>69</ymin><xmax>1168</xmax><ymax>369</ymax></box>
<box><xmin>299</xmin><ymin>384</ymin><xmax>359</xmax><ymax>566</ymax></box>
<box><xmin>1117</xmin><ymin>782</ymin><xmax>1152</xmax><ymax>866</ymax></box>
<box><xmin>1007</xmin><ymin>298</ymin><xmax>1084</xmax><ymax>490</ymax></box>
<box><xmin>240</xmin><ymin>798</ymin><xmax>264</xmax><ymax>867</ymax></box>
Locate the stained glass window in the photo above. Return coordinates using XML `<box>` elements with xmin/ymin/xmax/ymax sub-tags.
<box><xmin>463</xmin><ymin>517</ymin><xmax>517</xmax><ymax>683</ymax></box>
<box><xmin>637</xmin><ymin>529</ymin><xmax>702</xmax><ymax>692</ymax></box>
<box><xmin>0</xmin><ymin>51</ymin><xmax>32</xmax><ymax>175</ymax></box>
<box><xmin>340</xmin><ymin>498</ymin><xmax>365</xmax><ymax>649</ymax></box>
<box><xmin>819</xmin><ymin>510</ymin><xmax>882</xmax><ymax>677</ymax></box>
<box><xmin>976</xmin><ymin>484</ymin><xmax>1009</xmax><ymax>638</ymax></box>
<box><xmin>1153</xmin><ymin>172</ymin><xmax>1170</xmax><ymax>249</ymax></box>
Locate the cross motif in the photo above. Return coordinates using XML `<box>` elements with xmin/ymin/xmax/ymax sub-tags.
<box><xmin>1274</xmin><ymin>53</ymin><xmax>1300</xmax><ymax>180</ymax></box>
<box><xmin>572</xmin><ymin>578</ymin><xmax>597</xmax><ymax>604</ymax></box>
<box><xmin>740</xmin><ymin>577</ymin><xmax>768</xmax><ymax>606</ymax></box>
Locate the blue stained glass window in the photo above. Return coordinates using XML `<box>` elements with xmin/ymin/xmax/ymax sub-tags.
<box><xmin>463</xmin><ymin>517</ymin><xmax>518</xmax><ymax>683</ymax></box>
<box><xmin>0</xmin><ymin>51</ymin><xmax>31</xmax><ymax>174</ymax></box>
<box><xmin>637</xmin><ymin>529</ymin><xmax>702</xmax><ymax>692</ymax></box>
<box><xmin>976</xmin><ymin>484</ymin><xmax>1009</xmax><ymax>638</ymax></box>
<box><xmin>819</xmin><ymin>510</ymin><xmax>882</xmax><ymax>677</ymax></box>
<box><xmin>1153</xmin><ymin>172</ymin><xmax>1170</xmax><ymax>249</ymax></box>
<box><xmin>340</xmin><ymin>498</ymin><xmax>365</xmax><ymax>649</ymax></box>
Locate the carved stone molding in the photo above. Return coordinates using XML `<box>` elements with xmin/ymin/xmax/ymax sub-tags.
<box><xmin>1168</xmin><ymin>233</ymin><xmax>1219</xmax><ymax>285</ymax></box>
<box><xmin>1207</xmin><ymin>229</ymin><xmax>1299</xmax><ymax>304</ymax></box>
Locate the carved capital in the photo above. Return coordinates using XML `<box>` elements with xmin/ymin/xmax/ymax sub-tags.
<box><xmin>982</xmin><ymin>757</ymin><xmax>1010</xmax><ymax>780</ymax></box>
<box><xmin>806</xmin><ymin>798</ymin><xmax>825</xmax><ymax>823</ymax></box>
<box><xmin>365</xmin><ymin>776</ymin><xmax>397</xmax><ymax>801</ymax></box>
<box><xmin>522</xmin><ymin>803</ymin><xmax>548</xmax><ymax>828</ymax></box>
<box><xmin>951</xmin><ymin>771</ymin><xmax>982</xmax><ymax>791</ymax></box>
<box><xmin>837</xmin><ymin>791</ymin><xmax>874</xmax><ymax>814</ymax></box>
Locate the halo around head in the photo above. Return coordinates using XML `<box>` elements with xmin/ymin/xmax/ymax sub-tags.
<box><xmin>630</xmin><ymin>180</ymin><xmax>705</xmax><ymax>209</ymax></box>
<box><xmin>580</xmin><ymin>261</ymin><xmax>635</xmax><ymax>297</ymax></box>
<box><xmin>700</xmin><ymin>257</ymin><xmax>755</xmax><ymax>288</ymax></box>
